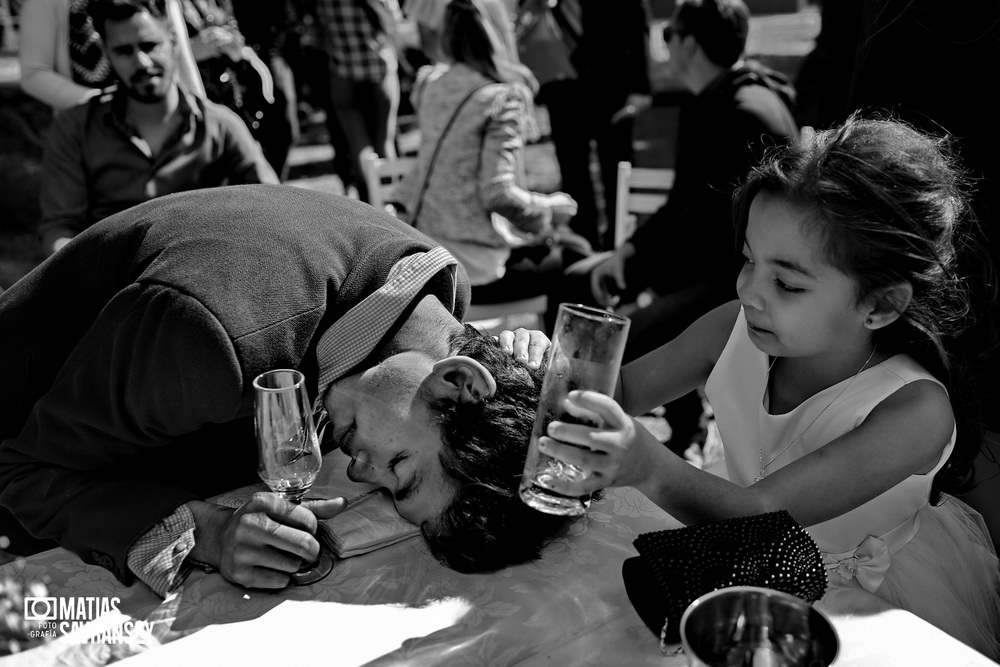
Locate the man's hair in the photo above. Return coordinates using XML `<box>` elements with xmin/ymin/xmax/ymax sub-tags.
<box><xmin>423</xmin><ymin>324</ymin><xmax>572</xmax><ymax>573</ymax></box>
<box><xmin>674</xmin><ymin>0</ymin><xmax>750</xmax><ymax>67</ymax></box>
<box><xmin>89</xmin><ymin>0</ymin><xmax>168</xmax><ymax>38</ymax></box>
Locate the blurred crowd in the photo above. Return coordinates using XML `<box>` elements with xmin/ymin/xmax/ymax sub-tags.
<box><xmin>2</xmin><ymin>0</ymin><xmax>1000</xmax><ymax>462</ymax></box>
<box><xmin>2</xmin><ymin>3</ymin><xmax>1000</xmax><ymax>655</ymax></box>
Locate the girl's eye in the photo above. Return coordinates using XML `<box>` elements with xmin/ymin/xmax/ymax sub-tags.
<box><xmin>775</xmin><ymin>279</ymin><xmax>804</xmax><ymax>293</ymax></box>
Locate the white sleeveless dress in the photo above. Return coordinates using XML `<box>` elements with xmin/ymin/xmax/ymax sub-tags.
<box><xmin>704</xmin><ymin>308</ymin><xmax>1000</xmax><ymax>658</ymax></box>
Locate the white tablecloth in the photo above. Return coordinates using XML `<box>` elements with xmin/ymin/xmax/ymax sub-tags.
<box><xmin>2</xmin><ymin>451</ymin><xmax>994</xmax><ymax>666</ymax></box>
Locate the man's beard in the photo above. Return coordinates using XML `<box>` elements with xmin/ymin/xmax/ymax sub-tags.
<box><xmin>123</xmin><ymin>70</ymin><xmax>173</xmax><ymax>103</ymax></box>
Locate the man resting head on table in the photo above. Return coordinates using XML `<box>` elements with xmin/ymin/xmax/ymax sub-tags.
<box><xmin>0</xmin><ymin>185</ymin><xmax>566</xmax><ymax>595</ymax></box>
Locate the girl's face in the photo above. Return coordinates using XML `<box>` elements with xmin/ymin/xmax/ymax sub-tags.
<box><xmin>736</xmin><ymin>193</ymin><xmax>873</xmax><ymax>362</ymax></box>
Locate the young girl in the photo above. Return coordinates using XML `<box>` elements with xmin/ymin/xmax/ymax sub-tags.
<box><xmin>537</xmin><ymin>115</ymin><xmax>1000</xmax><ymax>657</ymax></box>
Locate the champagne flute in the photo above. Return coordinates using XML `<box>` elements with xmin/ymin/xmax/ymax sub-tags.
<box><xmin>253</xmin><ymin>369</ymin><xmax>332</xmax><ymax>584</ymax></box>
<box><xmin>254</xmin><ymin>369</ymin><xmax>322</xmax><ymax>502</ymax></box>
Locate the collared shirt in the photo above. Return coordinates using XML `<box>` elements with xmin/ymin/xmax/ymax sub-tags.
<box><xmin>38</xmin><ymin>84</ymin><xmax>277</xmax><ymax>250</ymax></box>
<box><xmin>128</xmin><ymin>247</ymin><xmax>458</xmax><ymax>597</ymax></box>
<box><xmin>314</xmin><ymin>0</ymin><xmax>402</xmax><ymax>81</ymax></box>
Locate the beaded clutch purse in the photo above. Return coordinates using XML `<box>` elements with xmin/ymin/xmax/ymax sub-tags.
<box><xmin>623</xmin><ymin>510</ymin><xmax>828</xmax><ymax>646</ymax></box>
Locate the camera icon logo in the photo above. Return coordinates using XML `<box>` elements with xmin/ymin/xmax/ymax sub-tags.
<box><xmin>23</xmin><ymin>596</ymin><xmax>58</xmax><ymax>622</ymax></box>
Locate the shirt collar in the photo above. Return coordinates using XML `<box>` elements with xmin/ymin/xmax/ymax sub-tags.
<box><xmin>312</xmin><ymin>246</ymin><xmax>459</xmax><ymax>411</ymax></box>
<box><xmin>104</xmin><ymin>82</ymin><xmax>201</xmax><ymax>136</ymax></box>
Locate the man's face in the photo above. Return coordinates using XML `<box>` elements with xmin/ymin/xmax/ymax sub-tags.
<box><xmin>102</xmin><ymin>11</ymin><xmax>177</xmax><ymax>103</ymax></box>
<box><xmin>323</xmin><ymin>351</ymin><xmax>458</xmax><ymax>527</ymax></box>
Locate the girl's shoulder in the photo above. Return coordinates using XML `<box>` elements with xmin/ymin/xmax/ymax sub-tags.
<box><xmin>862</xmin><ymin>357</ymin><xmax>954</xmax><ymax>472</ymax></box>
<box><xmin>871</xmin><ymin>354</ymin><xmax>946</xmax><ymax>394</ymax></box>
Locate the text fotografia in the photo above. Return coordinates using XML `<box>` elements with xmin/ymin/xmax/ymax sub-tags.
<box><xmin>22</xmin><ymin>596</ymin><xmax>152</xmax><ymax>643</ymax></box>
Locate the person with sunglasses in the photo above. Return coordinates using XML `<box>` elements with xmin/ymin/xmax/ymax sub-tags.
<box><xmin>554</xmin><ymin>0</ymin><xmax>799</xmax><ymax>455</ymax></box>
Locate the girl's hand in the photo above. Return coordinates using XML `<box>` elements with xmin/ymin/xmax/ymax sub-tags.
<box><xmin>538</xmin><ymin>390</ymin><xmax>665</xmax><ymax>494</ymax></box>
<box><xmin>496</xmin><ymin>328</ymin><xmax>549</xmax><ymax>369</ymax></box>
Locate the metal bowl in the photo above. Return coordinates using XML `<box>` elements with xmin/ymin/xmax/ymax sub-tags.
<box><xmin>680</xmin><ymin>586</ymin><xmax>839</xmax><ymax>667</ymax></box>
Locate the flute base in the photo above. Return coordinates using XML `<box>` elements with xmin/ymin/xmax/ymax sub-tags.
<box><xmin>290</xmin><ymin>546</ymin><xmax>335</xmax><ymax>586</ymax></box>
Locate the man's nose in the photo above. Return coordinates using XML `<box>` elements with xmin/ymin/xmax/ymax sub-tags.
<box><xmin>348</xmin><ymin>452</ymin><xmax>387</xmax><ymax>486</ymax></box>
<box><xmin>135</xmin><ymin>50</ymin><xmax>154</xmax><ymax>69</ymax></box>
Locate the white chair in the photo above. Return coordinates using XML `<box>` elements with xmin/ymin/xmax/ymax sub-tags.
<box><xmin>613</xmin><ymin>161</ymin><xmax>674</xmax><ymax>249</ymax></box>
<box><xmin>611</xmin><ymin>161</ymin><xmax>674</xmax><ymax>313</ymax></box>
<box><xmin>360</xmin><ymin>153</ymin><xmax>417</xmax><ymax>213</ymax></box>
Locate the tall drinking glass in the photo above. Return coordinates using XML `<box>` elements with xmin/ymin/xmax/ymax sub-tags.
<box><xmin>520</xmin><ymin>303</ymin><xmax>630</xmax><ymax>516</ymax></box>
<box><xmin>254</xmin><ymin>369</ymin><xmax>322</xmax><ymax>503</ymax></box>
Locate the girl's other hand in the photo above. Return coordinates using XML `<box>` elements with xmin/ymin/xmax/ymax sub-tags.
<box><xmin>539</xmin><ymin>390</ymin><xmax>664</xmax><ymax>494</ymax></box>
<box><xmin>496</xmin><ymin>328</ymin><xmax>549</xmax><ymax>369</ymax></box>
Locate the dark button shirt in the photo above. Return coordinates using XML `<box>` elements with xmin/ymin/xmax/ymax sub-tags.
<box><xmin>38</xmin><ymin>85</ymin><xmax>277</xmax><ymax>249</ymax></box>
<box><xmin>628</xmin><ymin>62</ymin><xmax>798</xmax><ymax>296</ymax></box>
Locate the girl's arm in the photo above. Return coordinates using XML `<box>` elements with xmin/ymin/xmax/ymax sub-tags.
<box><xmin>544</xmin><ymin>375</ymin><xmax>952</xmax><ymax>528</ymax></box>
<box><xmin>618</xmin><ymin>299</ymin><xmax>740</xmax><ymax>415</ymax></box>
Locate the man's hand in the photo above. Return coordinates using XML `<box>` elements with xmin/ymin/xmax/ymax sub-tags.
<box><xmin>552</xmin><ymin>227</ymin><xmax>593</xmax><ymax>258</ymax></box>
<box><xmin>589</xmin><ymin>245</ymin><xmax>634</xmax><ymax>308</ymax></box>
<box><xmin>610</xmin><ymin>93</ymin><xmax>652</xmax><ymax>124</ymax></box>
<box><xmin>496</xmin><ymin>328</ymin><xmax>550</xmax><ymax>369</ymax></box>
<box><xmin>191</xmin><ymin>494</ymin><xmax>346</xmax><ymax>589</ymax></box>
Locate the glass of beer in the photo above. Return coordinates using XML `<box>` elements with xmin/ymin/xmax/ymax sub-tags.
<box><xmin>519</xmin><ymin>303</ymin><xmax>630</xmax><ymax>516</ymax></box>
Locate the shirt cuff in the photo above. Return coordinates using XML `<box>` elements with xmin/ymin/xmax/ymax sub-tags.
<box><xmin>126</xmin><ymin>504</ymin><xmax>197</xmax><ymax>598</ymax></box>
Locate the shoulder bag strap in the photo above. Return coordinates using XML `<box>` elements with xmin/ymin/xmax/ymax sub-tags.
<box><xmin>410</xmin><ymin>83</ymin><xmax>489</xmax><ymax>228</ymax></box>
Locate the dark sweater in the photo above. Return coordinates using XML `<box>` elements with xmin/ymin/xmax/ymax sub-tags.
<box><xmin>629</xmin><ymin>61</ymin><xmax>798</xmax><ymax>296</ymax></box>
<box><xmin>0</xmin><ymin>184</ymin><xmax>468</xmax><ymax>582</ymax></box>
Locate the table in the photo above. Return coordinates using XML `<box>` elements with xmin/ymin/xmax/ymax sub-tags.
<box><xmin>2</xmin><ymin>451</ymin><xmax>995</xmax><ymax>666</ymax></box>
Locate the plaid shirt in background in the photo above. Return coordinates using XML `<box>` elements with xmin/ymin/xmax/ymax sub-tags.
<box><xmin>314</xmin><ymin>0</ymin><xmax>403</xmax><ymax>82</ymax></box>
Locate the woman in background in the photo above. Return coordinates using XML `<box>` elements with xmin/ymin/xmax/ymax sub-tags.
<box><xmin>397</xmin><ymin>0</ymin><xmax>587</xmax><ymax>306</ymax></box>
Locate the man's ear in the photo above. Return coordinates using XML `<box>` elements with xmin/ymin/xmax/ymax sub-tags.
<box><xmin>863</xmin><ymin>282</ymin><xmax>913</xmax><ymax>330</ymax></box>
<box><xmin>427</xmin><ymin>356</ymin><xmax>497</xmax><ymax>405</ymax></box>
